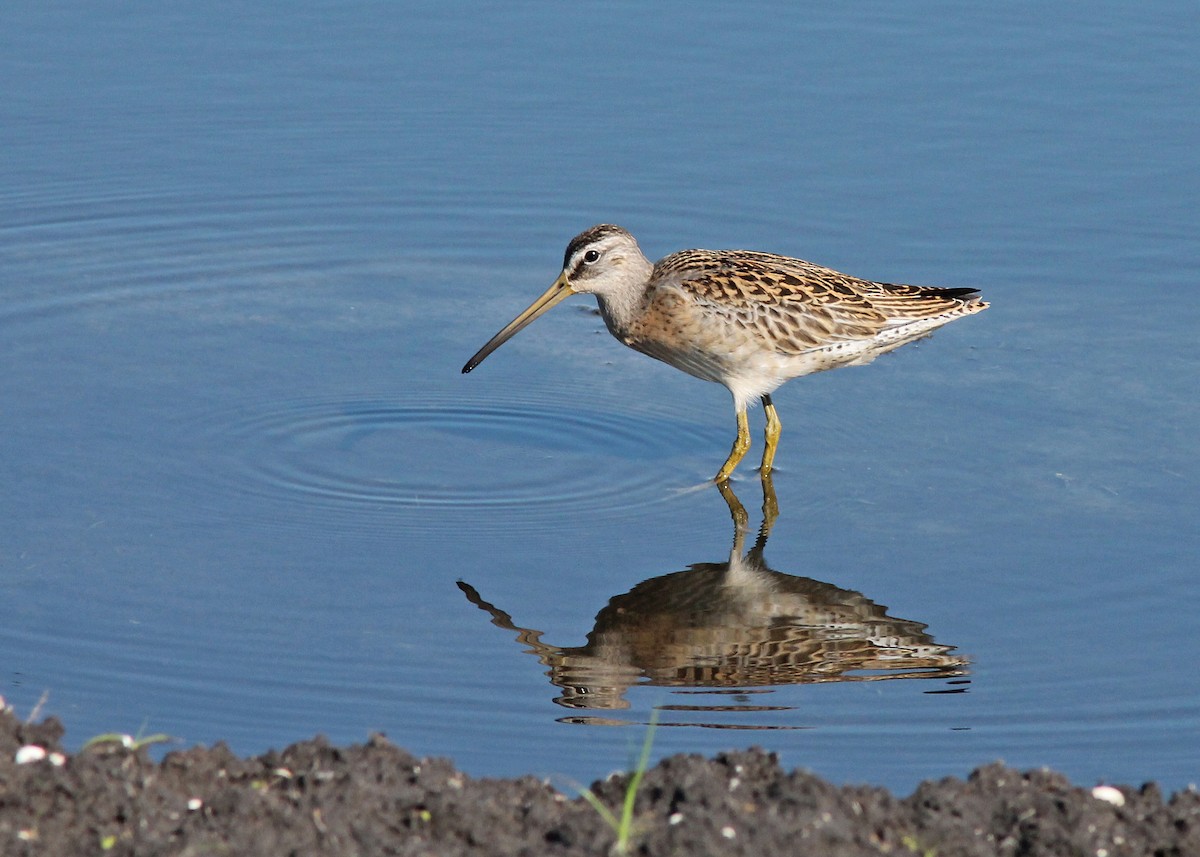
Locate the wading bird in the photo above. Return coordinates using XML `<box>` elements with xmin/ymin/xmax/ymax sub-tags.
<box><xmin>462</xmin><ymin>224</ymin><xmax>987</xmax><ymax>481</ymax></box>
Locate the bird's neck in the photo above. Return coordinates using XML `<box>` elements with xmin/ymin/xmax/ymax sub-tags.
<box><xmin>593</xmin><ymin>258</ymin><xmax>654</xmax><ymax>338</ymax></box>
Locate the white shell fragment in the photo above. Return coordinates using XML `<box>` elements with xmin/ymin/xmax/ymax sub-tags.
<box><xmin>1091</xmin><ymin>785</ymin><xmax>1126</xmax><ymax>807</ymax></box>
<box><xmin>15</xmin><ymin>745</ymin><xmax>47</xmax><ymax>765</ymax></box>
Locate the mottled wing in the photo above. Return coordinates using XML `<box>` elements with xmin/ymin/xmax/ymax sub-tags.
<box><xmin>655</xmin><ymin>250</ymin><xmax>981</xmax><ymax>356</ymax></box>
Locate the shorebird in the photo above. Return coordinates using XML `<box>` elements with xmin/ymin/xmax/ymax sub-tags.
<box><xmin>462</xmin><ymin>224</ymin><xmax>987</xmax><ymax>481</ymax></box>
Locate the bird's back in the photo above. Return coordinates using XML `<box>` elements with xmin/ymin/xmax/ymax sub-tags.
<box><xmin>608</xmin><ymin>248</ymin><xmax>986</xmax><ymax>398</ymax></box>
<box><xmin>653</xmin><ymin>248</ymin><xmax>985</xmax><ymax>349</ymax></box>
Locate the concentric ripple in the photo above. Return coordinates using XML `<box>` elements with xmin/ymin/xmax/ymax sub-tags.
<box><xmin>192</xmin><ymin>394</ymin><xmax>713</xmax><ymax>535</ymax></box>
<box><xmin>0</xmin><ymin>188</ymin><xmax>378</xmax><ymax>327</ymax></box>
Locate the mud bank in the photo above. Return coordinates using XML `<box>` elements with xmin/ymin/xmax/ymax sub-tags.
<box><xmin>1</xmin><ymin>707</ymin><xmax>1196</xmax><ymax>856</ymax></box>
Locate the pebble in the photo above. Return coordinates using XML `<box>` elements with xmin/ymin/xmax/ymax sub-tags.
<box><xmin>1091</xmin><ymin>785</ymin><xmax>1125</xmax><ymax>807</ymax></box>
<box><xmin>15</xmin><ymin>745</ymin><xmax>47</xmax><ymax>765</ymax></box>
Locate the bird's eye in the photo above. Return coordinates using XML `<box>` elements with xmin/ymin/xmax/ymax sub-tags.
<box><xmin>583</xmin><ymin>249</ymin><xmax>600</xmax><ymax>264</ymax></box>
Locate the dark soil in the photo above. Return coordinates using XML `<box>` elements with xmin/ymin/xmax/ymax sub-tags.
<box><xmin>1</xmin><ymin>707</ymin><xmax>1196</xmax><ymax>856</ymax></box>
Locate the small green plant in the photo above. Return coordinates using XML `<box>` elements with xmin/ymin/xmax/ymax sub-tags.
<box><xmin>83</xmin><ymin>732</ymin><xmax>172</xmax><ymax>751</ymax></box>
<box><xmin>578</xmin><ymin>711</ymin><xmax>659</xmax><ymax>856</ymax></box>
<box><xmin>83</xmin><ymin>720</ymin><xmax>172</xmax><ymax>752</ymax></box>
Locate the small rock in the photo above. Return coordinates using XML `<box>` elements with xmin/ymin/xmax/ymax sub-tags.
<box><xmin>1091</xmin><ymin>785</ymin><xmax>1125</xmax><ymax>807</ymax></box>
<box><xmin>15</xmin><ymin>745</ymin><xmax>47</xmax><ymax>765</ymax></box>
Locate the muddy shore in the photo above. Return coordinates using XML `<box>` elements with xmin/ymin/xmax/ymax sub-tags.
<box><xmin>1</xmin><ymin>706</ymin><xmax>1196</xmax><ymax>856</ymax></box>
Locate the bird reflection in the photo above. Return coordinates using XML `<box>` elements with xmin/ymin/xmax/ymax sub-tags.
<box><xmin>458</xmin><ymin>475</ymin><xmax>968</xmax><ymax>725</ymax></box>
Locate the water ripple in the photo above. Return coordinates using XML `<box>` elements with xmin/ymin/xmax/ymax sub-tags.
<box><xmin>191</xmin><ymin>395</ymin><xmax>709</xmax><ymax>534</ymax></box>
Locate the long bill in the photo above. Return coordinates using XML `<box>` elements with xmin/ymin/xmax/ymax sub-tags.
<box><xmin>461</xmin><ymin>273</ymin><xmax>576</xmax><ymax>373</ymax></box>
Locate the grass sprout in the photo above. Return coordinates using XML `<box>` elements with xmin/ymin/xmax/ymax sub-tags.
<box><xmin>83</xmin><ymin>719</ymin><xmax>172</xmax><ymax>752</ymax></box>
<box><xmin>578</xmin><ymin>711</ymin><xmax>659</xmax><ymax>855</ymax></box>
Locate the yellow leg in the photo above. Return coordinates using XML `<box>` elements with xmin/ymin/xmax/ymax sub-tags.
<box><xmin>760</xmin><ymin>395</ymin><xmax>782</xmax><ymax>475</ymax></box>
<box><xmin>715</xmin><ymin>409</ymin><xmax>751</xmax><ymax>482</ymax></box>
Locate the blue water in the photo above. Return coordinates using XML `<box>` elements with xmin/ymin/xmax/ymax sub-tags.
<box><xmin>2</xmin><ymin>2</ymin><xmax>1197</xmax><ymax>793</ymax></box>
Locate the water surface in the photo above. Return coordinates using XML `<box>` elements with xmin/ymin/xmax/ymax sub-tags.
<box><xmin>2</xmin><ymin>2</ymin><xmax>1197</xmax><ymax>792</ymax></box>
